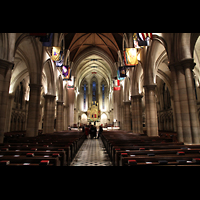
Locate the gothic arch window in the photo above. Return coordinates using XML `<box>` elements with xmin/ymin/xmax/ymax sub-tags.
<box><xmin>163</xmin><ymin>83</ymin><xmax>171</xmax><ymax>110</ymax></box>
<box><xmin>84</xmin><ymin>84</ymin><xmax>86</xmax><ymax>109</ymax></box>
<box><xmin>102</xmin><ymin>84</ymin><xmax>105</xmax><ymax>109</ymax></box>
<box><xmin>92</xmin><ymin>81</ymin><xmax>96</xmax><ymax>104</ymax></box>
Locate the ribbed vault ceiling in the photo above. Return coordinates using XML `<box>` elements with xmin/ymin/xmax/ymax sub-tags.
<box><xmin>64</xmin><ymin>33</ymin><xmax>123</xmax><ymax>90</ymax></box>
<box><xmin>64</xmin><ymin>33</ymin><xmax>123</xmax><ymax>62</ymax></box>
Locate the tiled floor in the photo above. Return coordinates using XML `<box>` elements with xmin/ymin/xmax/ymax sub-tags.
<box><xmin>70</xmin><ymin>138</ymin><xmax>113</xmax><ymax>166</ymax></box>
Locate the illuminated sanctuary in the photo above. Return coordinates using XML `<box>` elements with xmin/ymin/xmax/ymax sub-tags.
<box><xmin>0</xmin><ymin>33</ymin><xmax>200</xmax><ymax>145</ymax></box>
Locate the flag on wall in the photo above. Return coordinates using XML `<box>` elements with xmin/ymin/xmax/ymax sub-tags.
<box><xmin>42</xmin><ymin>33</ymin><xmax>53</xmax><ymax>47</ymax></box>
<box><xmin>133</xmin><ymin>33</ymin><xmax>152</xmax><ymax>48</ymax></box>
<box><xmin>67</xmin><ymin>76</ymin><xmax>74</xmax><ymax>89</ymax></box>
<box><xmin>54</xmin><ymin>55</ymin><xmax>64</xmax><ymax>67</ymax></box>
<box><xmin>118</xmin><ymin>67</ymin><xmax>126</xmax><ymax>78</ymax></box>
<box><xmin>124</xmin><ymin>48</ymin><xmax>138</xmax><ymax>66</ymax></box>
<box><xmin>62</xmin><ymin>65</ymin><xmax>71</xmax><ymax>80</ymax></box>
<box><xmin>113</xmin><ymin>79</ymin><xmax>120</xmax><ymax>91</ymax></box>
<box><xmin>52</xmin><ymin>46</ymin><xmax>61</xmax><ymax>61</ymax></box>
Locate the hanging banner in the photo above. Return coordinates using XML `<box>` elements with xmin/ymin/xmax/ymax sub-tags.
<box><xmin>62</xmin><ymin>65</ymin><xmax>71</xmax><ymax>80</ymax></box>
<box><xmin>118</xmin><ymin>67</ymin><xmax>126</xmax><ymax>80</ymax></box>
<box><xmin>54</xmin><ymin>55</ymin><xmax>64</xmax><ymax>67</ymax></box>
<box><xmin>67</xmin><ymin>76</ymin><xmax>74</xmax><ymax>89</ymax></box>
<box><xmin>124</xmin><ymin>48</ymin><xmax>138</xmax><ymax>66</ymax></box>
<box><xmin>42</xmin><ymin>33</ymin><xmax>53</xmax><ymax>47</ymax></box>
<box><xmin>133</xmin><ymin>33</ymin><xmax>152</xmax><ymax>48</ymax></box>
<box><xmin>52</xmin><ymin>46</ymin><xmax>61</xmax><ymax>61</ymax></box>
<box><xmin>113</xmin><ymin>79</ymin><xmax>120</xmax><ymax>91</ymax></box>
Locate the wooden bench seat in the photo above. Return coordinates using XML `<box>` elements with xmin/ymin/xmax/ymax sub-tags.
<box><xmin>0</xmin><ymin>156</ymin><xmax>60</xmax><ymax>166</ymax></box>
<box><xmin>120</xmin><ymin>153</ymin><xmax>200</xmax><ymax>166</ymax></box>
<box><xmin>101</xmin><ymin>130</ymin><xmax>200</xmax><ymax>166</ymax></box>
<box><xmin>111</xmin><ymin>144</ymin><xmax>200</xmax><ymax>165</ymax></box>
<box><xmin>0</xmin><ymin>150</ymin><xmax>66</xmax><ymax>166</ymax></box>
<box><xmin>2</xmin><ymin>130</ymin><xmax>86</xmax><ymax>166</ymax></box>
<box><xmin>1</xmin><ymin>146</ymin><xmax>71</xmax><ymax>165</ymax></box>
<box><xmin>114</xmin><ymin>148</ymin><xmax>200</xmax><ymax>166</ymax></box>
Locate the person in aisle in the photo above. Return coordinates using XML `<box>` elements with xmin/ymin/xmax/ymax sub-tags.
<box><xmin>97</xmin><ymin>124</ymin><xmax>103</xmax><ymax>139</ymax></box>
<box><xmin>90</xmin><ymin>125</ymin><xmax>96</xmax><ymax>139</ymax></box>
<box><xmin>85</xmin><ymin>125</ymin><xmax>89</xmax><ymax>139</ymax></box>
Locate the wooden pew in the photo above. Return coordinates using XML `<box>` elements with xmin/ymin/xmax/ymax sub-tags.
<box><xmin>2</xmin><ymin>130</ymin><xmax>86</xmax><ymax>166</ymax></box>
<box><xmin>111</xmin><ymin>144</ymin><xmax>200</xmax><ymax>166</ymax></box>
<box><xmin>115</xmin><ymin>148</ymin><xmax>200</xmax><ymax>166</ymax></box>
<box><xmin>120</xmin><ymin>153</ymin><xmax>200</xmax><ymax>166</ymax></box>
<box><xmin>0</xmin><ymin>150</ymin><xmax>66</xmax><ymax>166</ymax></box>
<box><xmin>0</xmin><ymin>156</ymin><xmax>60</xmax><ymax>166</ymax></box>
<box><xmin>101</xmin><ymin>130</ymin><xmax>200</xmax><ymax>166</ymax></box>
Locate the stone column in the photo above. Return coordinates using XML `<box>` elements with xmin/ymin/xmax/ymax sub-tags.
<box><xmin>113</xmin><ymin>90</ymin><xmax>120</xmax><ymax>126</ymax></box>
<box><xmin>5</xmin><ymin>94</ymin><xmax>15</xmax><ymax>132</ymax></box>
<box><xmin>123</xmin><ymin>101</ymin><xmax>131</xmax><ymax>131</ymax></box>
<box><xmin>144</xmin><ymin>84</ymin><xmax>159</xmax><ymax>137</ymax></box>
<box><xmin>43</xmin><ymin>94</ymin><xmax>55</xmax><ymax>134</ymax></box>
<box><xmin>184</xmin><ymin>60</ymin><xmax>200</xmax><ymax>144</ymax></box>
<box><xmin>170</xmin><ymin>65</ymin><xmax>183</xmax><ymax>142</ymax></box>
<box><xmin>0</xmin><ymin>59</ymin><xmax>13</xmax><ymax>142</ymax></box>
<box><xmin>26</xmin><ymin>84</ymin><xmax>42</xmax><ymax>137</ymax></box>
<box><xmin>56</xmin><ymin>101</ymin><xmax>64</xmax><ymax>131</ymax></box>
<box><xmin>131</xmin><ymin>96</ymin><xmax>137</xmax><ymax>133</ymax></box>
<box><xmin>169</xmin><ymin>59</ymin><xmax>200</xmax><ymax>144</ymax></box>
<box><xmin>131</xmin><ymin>94</ymin><xmax>143</xmax><ymax>134</ymax></box>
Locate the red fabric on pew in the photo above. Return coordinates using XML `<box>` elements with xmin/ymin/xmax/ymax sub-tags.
<box><xmin>177</xmin><ymin>151</ymin><xmax>185</xmax><ymax>155</ymax></box>
<box><xmin>40</xmin><ymin>160</ymin><xmax>50</xmax><ymax>165</ymax></box>
<box><xmin>128</xmin><ymin>160</ymin><xmax>137</xmax><ymax>165</ymax></box>
<box><xmin>121</xmin><ymin>153</ymin><xmax>128</xmax><ymax>157</ymax></box>
<box><xmin>0</xmin><ymin>160</ymin><xmax>10</xmax><ymax>165</ymax></box>
<box><xmin>26</xmin><ymin>153</ymin><xmax>34</xmax><ymax>157</ymax></box>
<box><xmin>31</xmin><ymin>148</ymin><xmax>37</xmax><ymax>151</ymax></box>
<box><xmin>52</xmin><ymin>153</ymin><xmax>60</xmax><ymax>157</ymax></box>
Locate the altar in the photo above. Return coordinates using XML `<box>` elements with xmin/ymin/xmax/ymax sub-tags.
<box><xmin>87</xmin><ymin>101</ymin><xmax>100</xmax><ymax>124</ymax></box>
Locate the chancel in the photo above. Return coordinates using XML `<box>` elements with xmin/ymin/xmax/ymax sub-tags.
<box><xmin>1</xmin><ymin>33</ymin><xmax>200</xmax><ymax>166</ymax></box>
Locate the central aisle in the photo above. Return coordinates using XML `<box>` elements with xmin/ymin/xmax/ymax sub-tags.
<box><xmin>70</xmin><ymin>138</ymin><xmax>113</xmax><ymax>166</ymax></box>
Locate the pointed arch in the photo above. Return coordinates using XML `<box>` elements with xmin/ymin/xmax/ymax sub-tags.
<box><xmin>43</xmin><ymin>59</ymin><xmax>55</xmax><ymax>95</ymax></box>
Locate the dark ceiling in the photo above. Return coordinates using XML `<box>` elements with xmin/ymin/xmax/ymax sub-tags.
<box><xmin>64</xmin><ymin>33</ymin><xmax>123</xmax><ymax>62</ymax></box>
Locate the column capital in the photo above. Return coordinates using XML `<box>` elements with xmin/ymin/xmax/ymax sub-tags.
<box><xmin>29</xmin><ymin>83</ymin><xmax>42</xmax><ymax>89</ymax></box>
<box><xmin>0</xmin><ymin>59</ymin><xmax>14</xmax><ymax>77</ymax></box>
<box><xmin>0</xmin><ymin>59</ymin><xmax>14</xmax><ymax>68</ymax></box>
<box><xmin>43</xmin><ymin>94</ymin><xmax>56</xmax><ymax>99</ymax></box>
<box><xmin>57</xmin><ymin>100</ymin><xmax>64</xmax><ymax>104</ymax></box>
<box><xmin>131</xmin><ymin>94</ymin><xmax>143</xmax><ymax>100</ymax></box>
<box><xmin>169</xmin><ymin>58</ymin><xmax>195</xmax><ymax>71</ymax></box>
<box><xmin>143</xmin><ymin>84</ymin><xmax>157</xmax><ymax>90</ymax></box>
<box><xmin>123</xmin><ymin>101</ymin><xmax>131</xmax><ymax>105</ymax></box>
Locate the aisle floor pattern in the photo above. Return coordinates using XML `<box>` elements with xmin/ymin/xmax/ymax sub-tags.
<box><xmin>70</xmin><ymin>138</ymin><xmax>113</xmax><ymax>166</ymax></box>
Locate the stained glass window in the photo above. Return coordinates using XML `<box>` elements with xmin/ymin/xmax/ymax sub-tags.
<box><xmin>92</xmin><ymin>81</ymin><xmax>96</xmax><ymax>104</ymax></box>
<box><xmin>102</xmin><ymin>84</ymin><xmax>105</xmax><ymax>109</ymax></box>
<box><xmin>84</xmin><ymin>84</ymin><xmax>86</xmax><ymax>109</ymax></box>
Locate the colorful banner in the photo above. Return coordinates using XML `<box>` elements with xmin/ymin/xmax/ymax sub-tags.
<box><xmin>118</xmin><ymin>67</ymin><xmax>126</xmax><ymax>79</ymax></box>
<box><xmin>54</xmin><ymin>55</ymin><xmax>64</xmax><ymax>67</ymax></box>
<box><xmin>113</xmin><ymin>79</ymin><xmax>120</xmax><ymax>91</ymax></box>
<box><xmin>133</xmin><ymin>33</ymin><xmax>152</xmax><ymax>48</ymax></box>
<box><xmin>42</xmin><ymin>33</ymin><xmax>53</xmax><ymax>47</ymax></box>
<box><xmin>62</xmin><ymin>65</ymin><xmax>71</xmax><ymax>80</ymax></box>
<box><xmin>52</xmin><ymin>46</ymin><xmax>61</xmax><ymax>61</ymax></box>
<box><xmin>67</xmin><ymin>76</ymin><xmax>74</xmax><ymax>89</ymax></box>
<box><xmin>124</xmin><ymin>48</ymin><xmax>138</xmax><ymax>66</ymax></box>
